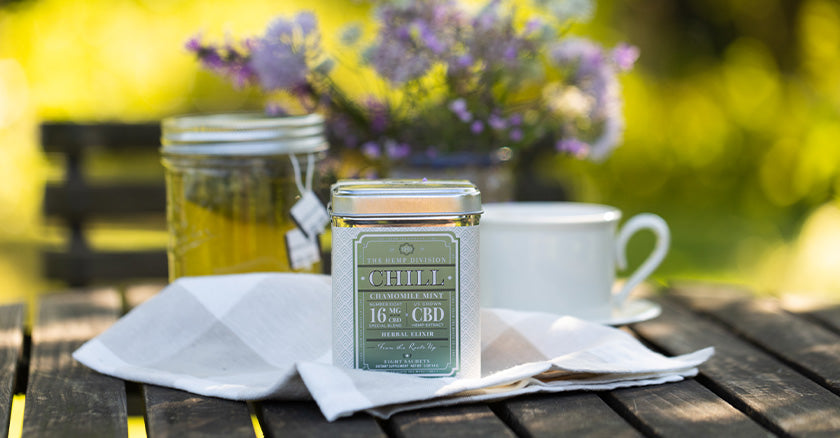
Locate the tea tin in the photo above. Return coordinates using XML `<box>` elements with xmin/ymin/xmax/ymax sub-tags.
<box><xmin>330</xmin><ymin>179</ymin><xmax>482</xmax><ymax>378</ymax></box>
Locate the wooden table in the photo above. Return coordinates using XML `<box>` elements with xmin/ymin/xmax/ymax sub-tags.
<box><xmin>2</xmin><ymin>282</ymin><xmax>840</xmax><ymax>437</ymax></box>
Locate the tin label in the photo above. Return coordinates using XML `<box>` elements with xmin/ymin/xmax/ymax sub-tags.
<box><xmin>353</xmin><ymin>232</ymin><xmax>459</xmax><ymax>376</ymax></box>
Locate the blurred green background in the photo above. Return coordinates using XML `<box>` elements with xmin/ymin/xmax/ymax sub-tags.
<box><xmin>0</xmin><ymin>0</ymin><xmax>839</xmax><ymax>309</ymax></box>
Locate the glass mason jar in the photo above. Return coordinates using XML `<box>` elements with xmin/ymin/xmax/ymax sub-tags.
<box><xmin>161</xmin><ymin>112</ymin><xmax>328</xmax><ymax>281</ymax></box>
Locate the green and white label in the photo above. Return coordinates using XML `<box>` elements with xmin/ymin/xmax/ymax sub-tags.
<box><xmin>353</xmin><ymin>232</ymin><xmax>460</xmax><ymax>376</ymax></box>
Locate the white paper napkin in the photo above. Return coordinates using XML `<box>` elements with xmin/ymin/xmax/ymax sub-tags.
<box><xmin>73</xmin><ymin>273</ymin><xmax>713</xmax><ymax>421</ymax></box>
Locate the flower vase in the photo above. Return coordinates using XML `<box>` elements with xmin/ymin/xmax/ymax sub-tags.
<box><xmin>388</xmin><ymin>151</ymin><xmax>514</xmax><ymax>202</ymax></box>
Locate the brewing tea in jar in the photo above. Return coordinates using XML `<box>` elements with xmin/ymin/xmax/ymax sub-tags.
<box><xmin>330</xmin><ymin>179</ymin><xmax>482</xmax><ymax>378</ymax></box>
<box><xmin>161</xmin><ymin>113</ymin><xmax>330</xmax><ymax>281</ymax></box>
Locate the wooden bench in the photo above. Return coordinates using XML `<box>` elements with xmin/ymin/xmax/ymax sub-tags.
<box><xmin>2</xmin><ymin>281</ymin><xmax>840</xmax><ymax>436</ymax></box>
<box><xmin>41</xmin><ymin>122</ymin><xmax>168</xmax><ymax>286</ymax></box>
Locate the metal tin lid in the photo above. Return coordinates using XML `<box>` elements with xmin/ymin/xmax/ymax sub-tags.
<box><xmin>330</xmin><ymin>179</ymin><xmax>483</xmax><ymax>217</ymax></box>
<box><xmin>161</xmin><ymin>112</ymin><xmax>328</xmax><ymax>156</ymax></box>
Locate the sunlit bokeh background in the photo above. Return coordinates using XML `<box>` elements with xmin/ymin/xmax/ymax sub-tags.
<box><xmin>0</xmin><ymin>0</ymin><xmax>839</xmax><ymax>312</ymax></box>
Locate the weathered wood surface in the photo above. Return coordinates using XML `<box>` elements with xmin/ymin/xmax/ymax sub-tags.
<box><xmin>257</xmin><ymin>401</ymin><xmax>386</xmax><ymax>438</ymax></box>
<box><xmin>635</xmin><ymin>291</ymin><xmax>840</xmax><ymax>437</ymax></box>
<box><xmin>605</xmin><ymin>379</ymin><xmax>770</xmax><ymax>437</ymax></box>
<box><xmin>800</xmin><ymin>305</ymin><xmax>840</xmax><ymax>335</ymax></box>
<box><xmin>494</xmin><ymin>392</ymin><xmax>641</xmax><ymax>438</ymax></box>
<box><xmin>143</xmin><ymin>385</ymin><xmax>255</xmax><ymax>438</ymax></box>
<box><xmin>23</xmin><ymin>289</ymin><xmax>128</xmax><ymax>437</ymax></box>
<box><xmin>126</xmin><ymin>284</ymin><xmax>256</xmax><ymax>437</ymax></box>
<box><xmin>387</xmin><ymin>404</ymin><xmax>516</xmax><ymax>438</ymax></box>
<box><xmin>0</xmin><ymin>303</ymin><xmax>24</xmax><ymax>436</ymax></box>
<box><xmin>670</xmin><ymin>283</ymin><xmax>840</xmax><ymax>394</ymax></box>
<box><xmin>9</xmin><ymin>282</ymin><xmax>840</xmax><ymax>437</ymax></box>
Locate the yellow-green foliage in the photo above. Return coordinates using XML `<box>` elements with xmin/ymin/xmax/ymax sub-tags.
<box><xmin>556</xmin><ymin>0</ymin><xmax>840</xmax><ymax>297</ymax></box>
<box><xmin>0</xmin><ymin>0</ymin><xmax>838</xmax><ymax>300</ymax></box>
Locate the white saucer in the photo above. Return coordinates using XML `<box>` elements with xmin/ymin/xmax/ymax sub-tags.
<box><xmin>587</xmin><ymin>298</ymin><xmax>662</xmax><ymax>326</ymax></box>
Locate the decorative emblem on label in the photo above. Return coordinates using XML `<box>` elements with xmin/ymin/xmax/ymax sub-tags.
<box><xmin>399</xmin><ymin>242</ymin><xmax>415</xmax><ymax>255</ymax></box>
<box><xmin>353</xmin><ymin>232</ymin><xmax>460</xmax><ymax>376</ymax></box>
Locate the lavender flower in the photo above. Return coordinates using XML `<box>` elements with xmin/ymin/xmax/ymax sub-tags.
<box><xmin>361</xmin><ymin>141</ymin><xmax>381</xmax><ymax>159</ymax></box>
<box><xmin>548</xmin><ymin>38</ymin><xmax>627</xmax><ymax>161</ymax></box>
<box><xmin>587</xmin><ymin>72</ymin><xmax>624</xmax><ymax>161</ymax></box>
<box><xmin>556</xmin><ymin>138</ymin><xmax>589</xmax><ymax>156</ymax></box>
<box><xmin>448</xmin><ymin>98</ymin><xmax>467</xmax><ymax>114</ymax></box>
<box><xmin>366</xmin><ymin>98</ymin><xmax>390</xmax><ymax>134</ymax></box>
<box><xmin>185</xmin><ymin>36</ymin><xmax>201</xmax><ymax>52</ymax></box>
<box><xmin>488</xmin><ymin>113</ymin><xmax>507</xmax><ymax>130</ymax></box>
<box><xmin>612</xmin><ymin>43</ymin><xmax>640</xmax><ymax>72</ymax></box>
<box><xmin>525</xmin><ymin>18</ymin><xmax>544</xmax><ymax>34</ymax></box>
<box><xmin>448</xmin><ymin>98</ymin><xmax>472</xmax><ymax>122</ymax></box>
<box><xmin>454</xmin><ymin>53</ymin><xmax>474</xmax><ymax>69</ymax></box>
<box><xmin>418</xmin><ymin>22</ymin><xmax>446</xmax><ymax>54</ymax></box>
<box><xmin>366</xmin><ymin>0</ymin><xmax>464</xmax><ymax>84</ymax></box>
<box><xmin>250</xmin><ymin>14</ymin><xmax>324</xmax><ymax>92</ymax></box>
<box><xmin>550</xmin><ymin>38</ymin><xmax>604</xmax><ymax>77</ymax></box>
<box><xmin>327</xmin><ymin>114</ymin><xmax>360</xmax><ymax>148</ymax></box>
<box><xmin>251</xmin><ymin>39</ymin><xmax>308</xmax><ymax>91</ymax></box>
<box><xmin>186</xmin><ymin>0</ymin><xmax>636</xmax><ymax>166</ymax></box>
<box><xmin>295</xmin><ymin>11</ymin><xmax>317</xmax><ymax>36</ymax></box>
<box><xmin>468</xmin><ymin>0</ymin><xmax>533</xmax><ymax>71</ymax></box>
<box><xmin>185</xmin><ymin>35</ymin><xmax>256</xmax><ymax>89</ymax></box>
<box><xmin>385</xmin><ymin>140</ymin><xmax>412</xmax><ymax>159</ymax></box>
<box><xmin>367</xmin><ymin>36</ymin><xmax>433</xmax><ymax>83</ymax></box>
<box><xmin>589</xmin><ymin>106</ymin><xmax>623</xmax><ymax>160</ymax></box>
<box><xmin>503</xmin><ymin>45</ymin><xmax>518</xmax><ymax>62</ymax></box>
<box><xmin>265</xmin><ymin>102</ymin><xmax>288</xmax><ymax>116</ymax></box>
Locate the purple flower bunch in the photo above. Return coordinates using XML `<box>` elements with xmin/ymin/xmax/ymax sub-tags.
<box><xmin>187</xmin><ymin>11</ymin><xmax>332</xmax><ymax>114</ymax></box>
<box><xmin>186</xmin><ymin>0</ymin><xmax>637</xmax><ymax>163</ymax></box>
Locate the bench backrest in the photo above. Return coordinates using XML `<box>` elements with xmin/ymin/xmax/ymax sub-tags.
<box><xmin>41</xmin><ymin>122</ymin><xmax>169</xmax><ymax>286</ymax></box>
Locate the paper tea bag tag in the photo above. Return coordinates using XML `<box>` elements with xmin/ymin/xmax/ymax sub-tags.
<box><xmin>285</xmin><ymin>227</ymin><xmax>321</xmax><ymax>270</ymax></box>
<box><xmin>290</xmin><ymin>191</ymin><xmax>330</xmax><ymax>239</ymax></box>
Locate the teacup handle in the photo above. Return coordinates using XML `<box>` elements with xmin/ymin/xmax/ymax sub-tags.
<box><xmin>614</xmin><ymin>213</ymin><xmax>670</xmax><ymax>306</ymax></box>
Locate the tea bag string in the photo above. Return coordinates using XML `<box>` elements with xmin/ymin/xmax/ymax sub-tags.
<box><xmin>289</xmin><ymin>152</ymin><xmax>315</xmax><ymax>195</ymax></box>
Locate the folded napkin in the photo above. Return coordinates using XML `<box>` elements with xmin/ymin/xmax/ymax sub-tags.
<box><xmin>73</xmin><ymin>273</ymin><xmax>713</xmax><ymax>421</ymax></box>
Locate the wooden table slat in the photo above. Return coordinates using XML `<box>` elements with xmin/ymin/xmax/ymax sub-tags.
<box><xmin>494</xmin><ymin>392</ymin><xmax>642</xmax><ymax>438</ymax></box>
<box><xmin>19</xmin><ymin>281</ymin><xmax>840</xmax><ymax>436</ymax></box>
<box><xmin>143</xmin><ymin>384</ymin><xmax>255</xmax><ymax>438</ymax></box>
<box><xmin>257</xmin><ymin>401</ymin><xmax>386</xmax><ymax>438</ymax></box>
<box><xmin>386</xmin><ymin>404</ymin><xmax>515</xmax><ymax>438</ymax></box>
<box><xmin>22</xmin><ymin>289</ymin><xmax>128</xmax><ymax>438</ymax></box>
<box><xmin>803</xmin><ymin>306</ymin><xmax>840</xmax><ymax>335</ymax></box>
<box><xmin>633</xmin><ymin>293</ymin><xmax>840</xmax><ymax>436</ymax></box>
<box><xmin>606</xmin><ymin>379</ymin><xmax>772</xmax><ymax>437</ymax></box>
<box><xmin>0</xmin><ymin>303</ymin><xmax>24</xmax><ymax>436</ymax></box>
<box><xmin>671</xmin><ymin>283</ymin><xmax>840</xmax><ymax>394</ymax></box>
<box><xmin>126</xmin><ymin>284</ymin><xmax>259</xmax><ymax>438</ymax></box>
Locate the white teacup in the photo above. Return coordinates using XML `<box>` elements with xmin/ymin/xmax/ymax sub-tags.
<box><xmin>479</xmin><ymin>202</ymin><xmax>670</xmax><ymax>320</ymax></box>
